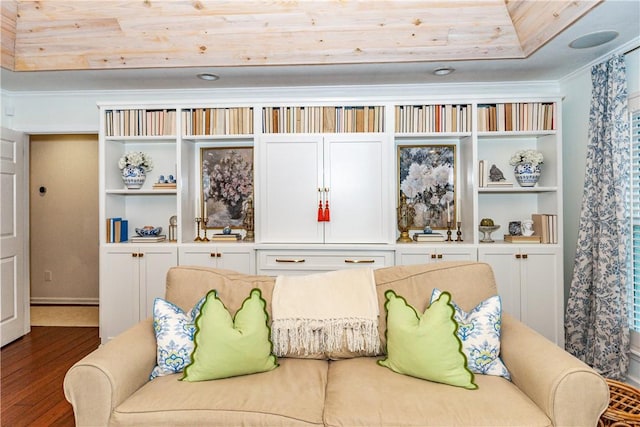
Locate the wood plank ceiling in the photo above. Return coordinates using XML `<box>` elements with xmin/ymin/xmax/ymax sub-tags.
<box><xmin>1</xmin><ymin>0</ymin><xmax>601</xmax><ymax>72</ymax></box>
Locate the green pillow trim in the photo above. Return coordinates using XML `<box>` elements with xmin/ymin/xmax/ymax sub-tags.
<box><xmin>378</xmin><ymin>290</ymin><xmax>477</xmax><ymax>390</ymax></box>
<box><xmin>182</xmin><ymin>288</ymin><xmax>278</xmax><ymax>382</ymax></box>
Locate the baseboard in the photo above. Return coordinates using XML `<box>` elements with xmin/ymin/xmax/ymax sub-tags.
<box><xmin>30</xmin><ymin>297</ymin><xmax>99</xmax><ymax>306</ymax></box>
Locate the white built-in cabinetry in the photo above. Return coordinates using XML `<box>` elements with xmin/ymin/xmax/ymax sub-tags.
<box><xmin>99</xmin><ymin>98</ymin><xmax>563</xmax><ymax>346</ymax></box>
<box><xmin>257</xmin><ymin>133</ymin><xmax>392</xmax><ymax>244</ymax></box>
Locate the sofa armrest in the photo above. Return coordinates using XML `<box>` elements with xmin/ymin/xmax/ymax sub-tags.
<box><xmin>63</xmin><ymin>319</ymin><xmax>156</xmax><ymax>427</ymax></box>
<box><xmin>500</xmin><ymin>313</ymin><xmax>609</xmax><ymax>427</ymax></box>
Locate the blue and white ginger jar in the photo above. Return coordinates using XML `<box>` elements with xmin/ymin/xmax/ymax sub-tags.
<box><xmin>122</xmin><ymin>165</ymin><xmax>146</xmax><ymax>189</ymax></box>
<box><xmin>513</xmin><ymin>163</ymin><xmax>541</xmax><ymax>187</ymax></box>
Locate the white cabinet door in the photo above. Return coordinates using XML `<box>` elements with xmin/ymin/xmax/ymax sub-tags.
<box><xmin>100</xmin><ymin>245</ymin><xmax>177</xmax><ymax>343</ymax></box>
<box><xmin>478</xmin><ymin>245</ymin><xmax>563</xmax><ymax>345</ymax></box>
<box><xmin>519</xmin><ymin>247</ymin><xmax>563</xmax><ymax>346</ymax></box>
<box><xmin>257</xmin><ymin>133</ymin><xmax>392</xmax><ymax>244</ymax></box>
<box><xmin>179</xmin><ymin>245</ymin><xmax>255</xmax><ymax>274</ymax></box>
<box><xmin>100</xmin><ymin>246</ymin><xmax>141</xmax><ymax>343</ymax></box>
<box><xmin>324</xmin><ymin>134</ymin><xmax>391</xmax><ymax>243</ymax></box>
<box><xmin>478</xmin><ymin>247</ymin><xmax>522</xmax><ymax>319</ymax></box>
<box><xmin>396</xmin><ymin>245</ymin><xmax>477</xmax><ymax>265</ymax></box>
<box><xmin>139</xmin><ymin>245</ymin><xmax>178</xmax><ymax>321</ymax></box>
<box><xmin>258</xmin><ymin>134</ymin><xmax>323</xmax><ymax>243</ymax></box>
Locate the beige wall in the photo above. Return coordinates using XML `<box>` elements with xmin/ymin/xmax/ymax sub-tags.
<box><xmin>30</xmin><ymin>134</ymin><xmax>99</xmax><ymax>304</ymax></box>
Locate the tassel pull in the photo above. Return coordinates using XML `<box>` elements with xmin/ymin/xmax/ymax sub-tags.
<box><xmin>317</xmin><ymin>201</ymin><xmax>324</xmax><ymax>222</ymax></box>
<box><xmin>323</xmin><ymin>201</ymin><xmax>330</xmax><ymax>222</ymax></box>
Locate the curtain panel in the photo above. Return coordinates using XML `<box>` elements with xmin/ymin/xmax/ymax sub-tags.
<box><xmin>565</xmin><ymin>54</ymin><xmax>631</xmax><ymax>380</ymax></box>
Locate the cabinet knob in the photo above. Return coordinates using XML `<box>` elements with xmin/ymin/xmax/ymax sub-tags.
<box><xmin>431</xmin><ymin>254</ymin><xmax>437</xmax><ymax>259</ymax></box>
<box><xmin>138</xmin><ymin>253</ymin><xmax>144</xmax><ymax>258</ymax></box>
<box><xmin>522</xmin><ymin>254</ymin><xmax>528</xmax><ymax>259</ymax></box>
<box><xmin>515</xmin><ymin>254</ymin><xmax>521</xmax><ymax>259</ymax></box>
<box><xmin>437</xmin><ymin>254</ymin><xmax>443</xmax><ymax>259</ymax></box>
<box><xmin>132</xmin><ymin>253</ymin><xmax>138</xmax><ymax>258</ymax></box>
<box><xmin>210</xmin><ymin>253</ymin><xmax>216</xmax><ymax>257</ymax></box>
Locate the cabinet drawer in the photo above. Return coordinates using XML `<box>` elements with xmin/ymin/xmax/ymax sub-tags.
<box><xmin>257</xmin><ymin>250</ymin><xmax>394</xmax><ymax>275</ymax></box>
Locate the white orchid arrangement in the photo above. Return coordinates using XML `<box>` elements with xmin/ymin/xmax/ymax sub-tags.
<box><xmin>118</xmin><ymin>151</ymin><xmax>154</xmax><ymax>171</ymax></box>
<box><xmin>509</xmin><ymin>149</ymin><xmax>543</xmax><ymax>167</ymax></box>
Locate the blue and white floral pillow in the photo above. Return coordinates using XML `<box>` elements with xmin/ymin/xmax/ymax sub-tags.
<box><xmin>430</xmin><ymin>289</ymin><xmax>510</xmax><ymax>380</ymax></box>
<box><xmin>150</xmin><ymin>296</ymin><xmax>206</xmax><ymax>379</ymax></box>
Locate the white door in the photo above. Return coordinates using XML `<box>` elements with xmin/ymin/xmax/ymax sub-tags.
<box><xmin>1</xmin><ymin>128</ymin><xmax>29</xmax><ymax>346</ymax></box>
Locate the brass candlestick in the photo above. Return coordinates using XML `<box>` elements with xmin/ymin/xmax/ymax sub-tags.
<box><xmin>446</xmin><ymin>221</ymin><xmax>453</xmax><ymax>241</ymax></box>
<box><xmin>456</xmin><ymin>221</ymin><xmax>463</xmax><ymax>242</ymax></box>
<box><xmin>201</xmin><ymin>217</ymin><xmax>209</xmax><ymax>241</ymax></box>
<box><xmin>194</xmin><ymin>217</ymin><xmax>202</xmax><ymax>241</ymax></box>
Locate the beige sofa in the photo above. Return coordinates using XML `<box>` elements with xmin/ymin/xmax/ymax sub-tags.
<box><xmin>64</xmin><ymin>262</ymin><xmax>609</xmax><ymax>426</ymax></box>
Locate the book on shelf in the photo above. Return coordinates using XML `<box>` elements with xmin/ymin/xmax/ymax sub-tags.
<box><xmin>478</xmin><ymin>160</ymin><xmax>486</xmax><ymax>187</ymax></box>
<box><xmin>486</xmin><ymin>181</ymin><xmax>513</xmax><ymax>187</ymax></box>
<box><xmin>129</xmin><ymin>235</ymin><xmax>167</xmax><ymax>243</ymax></box>
<box><xmin>413</xmin><ymin>232</ymin><xmax>446</xmax><ymax>242</ymax></box>
<box><xmin>503</xmin><ymin>234</ymin><xmax>541</xmax><ymax>243</ymax></box>
<box><xmin>531</xmin><ymin>213</ymin><xmax>558</xmax><ymax>244</ymax></box>
<box><xmin>211</xmin><ymin>233</ymin><xmax>242</xmax><ymax>241</ymax></box>
<box><xmin>106</xmin><ymin>217</ymin><xmax>128</xmax><ymax>243</ymax></box>
<box><xmin>152</xmin><ymin>182</ymin><xmax>177</xmax><ymax>189</ymax></box>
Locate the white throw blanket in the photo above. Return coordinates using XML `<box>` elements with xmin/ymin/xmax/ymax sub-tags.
<box><xmin>271</xmin><ymin>268</ymin><xmax>380</xmax><ymax>356</ymax></box>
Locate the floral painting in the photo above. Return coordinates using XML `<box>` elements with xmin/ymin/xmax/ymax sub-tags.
<box><xmin>398</xmin><ymin>145</ymin><xmax>455</xmax><ymax>229</ymax></box>
<box><xmin>201</xmin><ymin>147</ymin><xmax>253</xmax><ymax>228</ymax></box>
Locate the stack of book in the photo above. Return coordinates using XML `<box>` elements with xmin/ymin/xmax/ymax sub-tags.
<box><xmin>105</xmin><ymin>218</ymin><xmax>128</xmax><ymax>243</ymax></box>
<box><xmin>413</xmin><ymin>232</ymin><xmax>446</xmax><ymax>242</ymax></box>
<box><xmin>211</xmin><ymin>233</ymin><xmax>242</xmax><ymax>242</ymax></box>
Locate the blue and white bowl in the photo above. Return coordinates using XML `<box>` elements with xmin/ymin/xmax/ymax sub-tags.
<box><xmin>135</xmin><ymin>226</ymin><xmax>162</xmax><ymax>237</ymax></box>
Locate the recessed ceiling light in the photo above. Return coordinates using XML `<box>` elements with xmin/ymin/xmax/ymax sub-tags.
<box><xmin>569</xmin><ymin>31</ymin><xmax>619</xmax><ymax>49</ymax></box>
<box><xmin>197</xmin><ymin>72</ymin><xmax>220</xmax><ymax>81</ymax></box>
<box><xmin>432</xmin><ymin>67</ymin><xmax>455</xmax><ymax>76</ymax></box>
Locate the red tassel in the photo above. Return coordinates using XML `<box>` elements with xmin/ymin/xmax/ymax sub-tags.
<box><xmin>323</xmin><ymin>201</ymin><xmax>330</xmax><ymax>222</ymax></box>
<box><xmin>317</xmin><ymin>201</ymin><xmax>324</xmax><ymax>222</ymax></box>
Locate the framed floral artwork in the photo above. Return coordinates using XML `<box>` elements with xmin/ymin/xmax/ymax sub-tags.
<box><xmin>397</xmin><ymin>144</ymin><xmax>456</xmax><ymax>229</ymax></box>
<box><xmin>201</xmin><ymin>146</ymin><xmax>254</xmax><ymax>229</ymax></box>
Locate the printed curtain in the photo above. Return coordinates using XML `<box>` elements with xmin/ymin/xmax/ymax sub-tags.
<box><xmin>565</xmin><ymin>55</ymin><xmax>631</xmax><ymax>380</ymax></box>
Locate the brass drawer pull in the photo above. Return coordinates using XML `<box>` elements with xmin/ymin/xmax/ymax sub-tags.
<box><xmin>344</xmin><ymin>259</ymin><xmax>375</xmax><ymax>264</ymax></box>
<box><xmin>275</xmin><ymin>258</ymin><xmax>306</xmax><ymax>263</ymax></box>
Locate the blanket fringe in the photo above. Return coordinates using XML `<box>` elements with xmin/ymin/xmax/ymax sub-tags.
<box><xmin>272</xmin><ymin>318</ymin><xmax>380</xmax><ymax>356</ymax></box>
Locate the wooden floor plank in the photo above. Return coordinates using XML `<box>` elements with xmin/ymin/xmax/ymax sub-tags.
<box><xmin>1</xmin><ymin>327</ymin><xmax>100</xmax><ymax>427</ymax></box>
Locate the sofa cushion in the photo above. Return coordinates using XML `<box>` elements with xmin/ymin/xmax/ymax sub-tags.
<box><xmin>432</xmin><ymin>288</ymin><xmax>511</xmax><ymax>380</ymax></box>
<box><xmin>150</xmin><ymin>296</ymin><xmax>205</xmax><ymax>379</ymax></box>
<box><xmin>182</xmin><ymin>289</ymin><xmax>277</xmax><ymax>382</ymax></box>
<box><xmin>378</xmin><ymin>290</ymin><xmax>476</xmax><ymax>389</ymax></box>
<box><xmin>112</xmin><ymin>358</ymin><xmax>327</xmax><ymax>426</ymax></box>
<box><xmin>324</xmin><ymin>357</ymin><xmax>552</xmax><ymax>427</ymax></box>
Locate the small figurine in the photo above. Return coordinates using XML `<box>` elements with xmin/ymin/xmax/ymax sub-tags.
<box><xmin>489</xmin><ymin>164</ymin><xmax>506</xmax><ymax>182</ymax></box>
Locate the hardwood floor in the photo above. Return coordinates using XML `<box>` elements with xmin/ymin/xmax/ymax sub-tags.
<box><xmin>1</xmin><ymin>327</ymin><xmax>100</xmax><ymax>427</ymax></box>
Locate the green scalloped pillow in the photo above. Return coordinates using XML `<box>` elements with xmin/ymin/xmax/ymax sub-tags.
<box><xmin>378</xmin><ymin>290</ymin><xmax>477</xmax><ymax>390</ymax></box>
<box><xmin>182</xmin><ymin>288</ymin><xmax>278</xmax><ymax>381</ymax></box>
